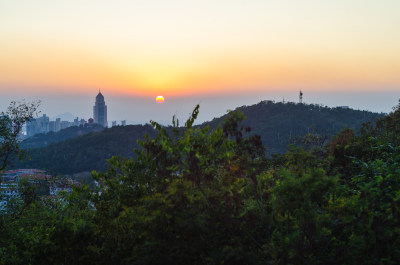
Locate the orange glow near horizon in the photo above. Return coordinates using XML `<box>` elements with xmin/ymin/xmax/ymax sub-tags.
<box><xmin>1</xmin><ymin>50</ymin><xmax>398</xmax><ymax>98</ymax></box>
<box><xmin>1</xmin><ymin>1</ymin><xmax>399</xmax><ymax>98</ymax></box>
<box><xmin>1</xmin><ymin>36</ymin><xmax>399</xmax><ymax>98</ymax></box>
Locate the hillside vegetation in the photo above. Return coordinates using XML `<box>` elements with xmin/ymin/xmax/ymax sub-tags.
<box><xmin>16</xmin><ymin>124</ymin><xmax>156</xmax><ymax>174</ymax></box>
<box><xmin>204</xmin><ymin>100</ymin><xmax>382</xmax><ymax>154</ymax></box>
<box><xmin>16</xmin><ymin>101</ymin><xmax>382</xmax><ymax>174</ymax></box>
<box><xmin>1</xmin><ymin>101</ymin><xmax>400</xmax><ymax>264</ymax></box>
<box><xmin>21</xmin><ymin>124</ymin><xmax>104</xmax><ymax>149</ymax></box>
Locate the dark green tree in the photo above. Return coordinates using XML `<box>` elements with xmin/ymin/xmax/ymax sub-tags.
<box><xmin>90</xmin><ymin>105</ymin><xmax>267</xmax><ymax>264</ymax></box>
<box><xmin>0</xmin><ymin>100</ymin><xmax>40</xmax><ymax>170</ymax></box>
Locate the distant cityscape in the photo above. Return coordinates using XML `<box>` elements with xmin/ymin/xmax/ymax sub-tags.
<box><xmin>26</xmin><ymin>91</ymin><xmax>126</xmax><ymax>137</ymax></box>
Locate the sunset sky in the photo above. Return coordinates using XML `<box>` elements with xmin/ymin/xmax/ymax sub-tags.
<box><xmin>1</xmin><ymin>0</ymin><xmax>399</xmax><ymax>123</ymax></box>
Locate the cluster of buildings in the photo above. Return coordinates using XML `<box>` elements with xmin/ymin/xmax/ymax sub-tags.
<box><xmin>26</xmin><ymin>91</ymin><xmax>127</xmax><ymax>137</ymax></box>
<box><xmin>112</xmin><ymin>120</ymin><xmax>126</xmax><ymax>127</ymax></box>
<box><xmin>0</xmin><ymin>169</ymin><xmax>79</xmax><ymax>210</ymax></box>
<box><xmin>26</xmin><ymin>115</ymin><xmax>89</xmax><ymax>137</ymax></box>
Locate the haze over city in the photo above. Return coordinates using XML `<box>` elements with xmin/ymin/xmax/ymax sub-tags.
<box><xmin>1</xmin><ymin>0</ymin><xmax>399</xmax><ymax>123</ymax></box>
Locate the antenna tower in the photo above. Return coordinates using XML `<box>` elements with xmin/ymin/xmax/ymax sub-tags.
<box><xmin>299</xmin><ymin>90</ymin><xmax>303</xmax><ymax>104</ymax></box>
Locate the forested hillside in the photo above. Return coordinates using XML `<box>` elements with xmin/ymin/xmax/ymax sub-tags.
<box><xmin>21</xmin><ymin>124</ymin><xmax>104</xmax><ymax>149</ymax></box>
<box><xmin>16</xmin><ymin>101</ymin><xmax>382</xmax><ymax>174</ymax></box>
<box><xmin>2</xmin><ymin>101</ymin><xmax>400</xmax><ymax>264</ymax></box>
<box><xmin>204</xmin><ymin>100</ymin><xmax>383</xmax><ymax>154</ymax></box>
<box><xmin>16</xmin><ymin>124</ymin><xmax>156</xmax><ymax>174</ymax></box>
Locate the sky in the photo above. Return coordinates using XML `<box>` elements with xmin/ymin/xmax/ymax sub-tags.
<box><xmin>0</xmin><ymin>0</ymin><xmax>399</xmax><ymax>124</ymax></box>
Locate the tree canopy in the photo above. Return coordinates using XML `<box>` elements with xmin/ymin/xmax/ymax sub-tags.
<box><xmin>1</xmin><ymin>102</ymin><xmax>399</xmax><ymax>264</ymax></box>
<box><xmin>15</xmin><ymin>100</ymin><xmax>382</xmax><ymax>174</ymax></box>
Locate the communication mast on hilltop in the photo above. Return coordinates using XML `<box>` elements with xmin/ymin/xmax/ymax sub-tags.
<box><xmin>299</xmin><ymin>90</ymin><xmax>303</xmax><ymax>104</ymax></box>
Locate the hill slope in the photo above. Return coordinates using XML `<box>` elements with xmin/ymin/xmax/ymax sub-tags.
<box><xmin>16</xmin><ymin>124</ymin><xmax>156</xmax><ymax>174</ymax></box>
<box><xmin>204</xmin><ymin>101</ymin><xmax>383</xmax><ymax>154</ymax></box>
<box><xmin>21</xmin><ymin>124</ymin><xmax>104</xmax><ymax>149</ymax></box>
<box><xmin>15</xmin><ymin>101</ymin><xmax>383</xmax><ymax>174</ymax></box>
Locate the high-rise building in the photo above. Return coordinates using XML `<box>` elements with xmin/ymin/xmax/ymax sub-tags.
<box><xmin>26</xmin><ymin>114</ymin><xmax>50</xmax><ymax>136</ymax></box>
<box><xmin>93</xmin><ymin>91</ymin><xmax>108</xmax><ymax>127</ymax></box>
<box><xmin>38</xmin><ymin>114</ymin><xmax>49</xmax><ymax>134</ymax></box>
<box><xmin>48</xmin><ymin>121</ymin><xmax>56</xmax><ymax>132</ymax></box>
<box><xmin>55</xmin><ymin>118</ymin><xmax>61</xmax><ymax>132</ymax></box>
<box><xmin>60</xmin><ymin>121</ymin><xmax>69</xmax><ymax>130</ymax></box>
<box><xmin>26</xmin><ymin>118</ymin><xmax>37</xmax><ymax>137</ymax></box>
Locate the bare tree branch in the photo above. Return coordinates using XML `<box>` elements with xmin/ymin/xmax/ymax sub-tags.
<box><xmin>0</xmin><ymin>100</ymin><xmax>41</xmax><ymax>171</ymax></box>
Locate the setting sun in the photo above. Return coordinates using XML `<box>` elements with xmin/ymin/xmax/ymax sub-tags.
<box><xmin>156</xmin><ymin>96</ymin><xmax>165</xmax><ymax>104</ymax></box>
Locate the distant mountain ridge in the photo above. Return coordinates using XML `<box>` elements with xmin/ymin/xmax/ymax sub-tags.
<box><xmin>15</xmin><ymin>101</ymin><xmax>383</xmax><ymax>174</ymax></box>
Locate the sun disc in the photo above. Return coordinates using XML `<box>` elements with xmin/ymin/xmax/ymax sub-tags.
<box><xmin>156</xmin><ymin>96</ymin><xmax>165</xmax><ymax>103</ymax></box>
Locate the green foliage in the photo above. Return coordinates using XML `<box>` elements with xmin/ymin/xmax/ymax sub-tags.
<box><xmin>90</xmin><ymin>105</ymin><xmax>266</xmax><ymax>264</ymax></box>
<box><xmin>205</xmin><ymin>100</ymin><xmax>382</xmax><ymax>155</ymax></box>
<box><xmin>266</xmin><ymin>151</ymin><xmax>341</xmax><ymax>264</ymax></box>
<box><xmin>1</xmin><ymin>101</ymin><xmax>399</xmax><ymax>264</ymax></box>
<box><xmin>0</xmin><ymin>184</ymin><xmax>96</xmax><ymax>265</ymax></box>
<box><xmin>336</xmin><ymin>143</ymin><xmax>400</xmax><ymax>265</ymax></box>
<box><xmin>15</xmin><ymin>124</ymin><xmax>157</xmax><ymax>174</ymax></box>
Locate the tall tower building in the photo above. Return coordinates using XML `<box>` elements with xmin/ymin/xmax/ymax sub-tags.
<box><xmin>93</xmin><ymin>91</ymin><xmax>108</xmax><ymax>127</ymax></box>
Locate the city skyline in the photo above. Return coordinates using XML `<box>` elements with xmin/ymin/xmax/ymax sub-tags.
<box><xmin>15</xmin><ymin>90</ymin><xmax>399</xmax><ymax>128</ymax></box>
<box><xmin>25</xmin><ymin>92</ymin><xmax>131</xmax><ymax>136</ymax></box>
